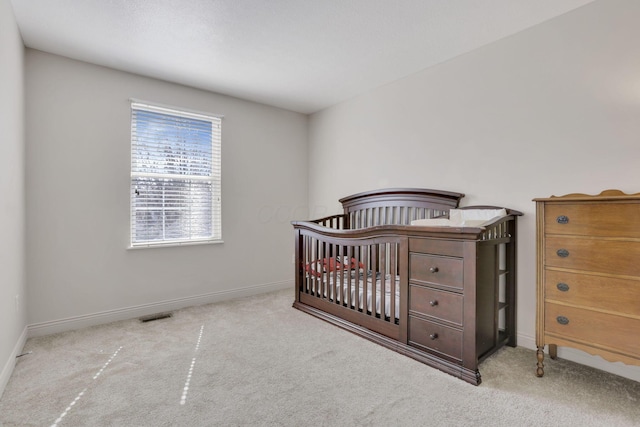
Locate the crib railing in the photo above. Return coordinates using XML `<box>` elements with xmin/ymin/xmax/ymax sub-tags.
<box><xmin>311</xmin><ymin>214</ymin><xmax>348</xmax><ymax>229</ymax></box>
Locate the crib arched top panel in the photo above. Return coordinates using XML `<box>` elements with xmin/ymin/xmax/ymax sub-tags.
<box><xmin>338</xmin><ymin>188</ymin><xmax>465</xmax><ymax>229</ymax></box>
<box><xmin>339</xmin><ymin>188</ymin><xmax>464</xmax><ymax>213</ymax></box>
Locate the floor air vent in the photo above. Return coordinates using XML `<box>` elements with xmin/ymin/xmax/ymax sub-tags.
<box><xmin>139</xmin><ymin>312</ymin><xmax>173</xmax><ymax>322</ymax></box>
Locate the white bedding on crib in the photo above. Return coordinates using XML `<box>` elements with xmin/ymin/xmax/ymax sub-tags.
<box><xmin>306</xmin><ymin>272</ymin><xmax>401</xmax><ymax>320</ymax></box>
<box><xmin>411</xmin><ymin>208</ymin><xmax>507</xmax><ymax>228</ymax></box>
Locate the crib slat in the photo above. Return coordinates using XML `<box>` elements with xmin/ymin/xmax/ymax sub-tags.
<box><xmin>309</xmin><ymin>237</ymin><xmax>315</xmax><ymax>295</ymax></box>
<box><xmin>354</xmin><ymin>245</ymin><xmax>361</xmax><ymax>311</ymax></box>
<box><xmin>329</xmin><ymin>243</ymin><xmax>335</xmax><ymax>302</ymax></box>
<box><xmin>390</xmin><ymin>243</ymin><xmax>397</xmax><ymax>321</ymax></box>
<box><xmin>362</xmin><ymin>245</ymin><xmax>369</xmax><ymax>313</ymax></box>
<box><xmin>380</xmin><ymin>243</ymin><xmax>386</xmax><ymax>319</ymax></box>
<box><xmin>371</xmin><ymin>245</ymin><xmax>378</xmax><ymax>316</ymax></box>
<box><xmin>320</xmin><ymin>241</ymin><xmax>326</xmax><ymax>299</ymax></box>
<box><xmin>304</xmin><ymin>236</ymin><xmax>309</xmax><ymax>294</ymax></box>
<box><xmin>337</xmin><ymin>245</ymin><xmax>343</xmax><ymax>305</ymax></box>
<box><xmin>302</xmin><ymin>236</ymin><xmax>307</xmax><ymax>294</ymax></box>
<box><xmin>313</xmin><ymin>238</ymin><xmax>319</xmax><ymax>295</ymax></box>
<box><xmin>346</xmin><ymin>246</ymin><xmax>353</xmax><ymax>308</ymax></box>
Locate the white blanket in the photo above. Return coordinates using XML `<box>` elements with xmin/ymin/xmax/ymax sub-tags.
<box><xmin>307</xmin><ymin>273</ymin><xmax>400</xmax><ymax>320</ymax></box>
<box><xmin>411</xmin><ymin>208</ymin><xmax>507</xmax><ymax>227</ymax></box>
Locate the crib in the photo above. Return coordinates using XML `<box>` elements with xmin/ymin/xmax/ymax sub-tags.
<box><xmin>292</xmin><ymin>188</ymin><xmax>522</xmax><ymax>385</ymax></box>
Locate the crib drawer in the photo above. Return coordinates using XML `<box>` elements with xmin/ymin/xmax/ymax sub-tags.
<box><xmin>409</xmin><ymin>238</ymin><xmax>463</xmax><ymax>257</ymax></box>
<box><xmin>409</xmin><ymin>316</ymin><xmax>462</xmax><ymax>360</ymax></box>
<box><xmin>409</xmin><ymin>285</ymin><xmax>463</xmax><ymax>326</ymax></box>
<box><xmin>409</xmin><ymin>253</ymin><xmax>464</xmax><ymax>290</ymax></box>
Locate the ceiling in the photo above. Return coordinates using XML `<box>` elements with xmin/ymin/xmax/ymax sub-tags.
<box><xmin>11</xmin><ymin>0</ymin><xmax>595</xmax><ymax>114</ymax></box>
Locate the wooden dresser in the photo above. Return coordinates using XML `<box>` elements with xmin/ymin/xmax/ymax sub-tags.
<box><xmin>534</xmin><ymin>190</ymin><xmax>640</xmax><ymax>377</ymax></box>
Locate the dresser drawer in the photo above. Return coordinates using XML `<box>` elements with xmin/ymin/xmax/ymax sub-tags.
<box><xmin>545</xmin><ymin>236</ymin><xmax>640</xmax><ymax>277</ymax></box>
<box><xmin>545</xmin><ymin>270</ymin><xmax>640</xmax><ymax>316</ymax></box>
<box><xmin>545</xmin><ymin>203</ymin><xmax>640</xmax><ymax>238</ymax></box>
<box><xmin>409</xmin><ymin>316</ymin><xmax>462</xmax><ymax>360</ymax></box>
<box><xmin>545</xmin><ymin>303</ymin><xmax>640</xmax><ymax>357</ymax></box>
<box><xmin>409</xmin><ymin>253</ymin><xmax>463</xmax><ymax>290</ymax></box>
<box><xmin>409</xmin><ymin>285</ymin><xmax>463</xmax><ymax>326</ymax></box>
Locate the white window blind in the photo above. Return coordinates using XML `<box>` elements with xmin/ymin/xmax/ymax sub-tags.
<box><xmin>130</xmin><ymin>102</ymin><xmax>222</xmax><ymax>247</ymax></box>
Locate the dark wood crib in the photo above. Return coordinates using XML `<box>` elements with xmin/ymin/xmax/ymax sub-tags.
<box><xmin>292</xmin><ymin>188</ymin><xmax>522</xmax><ymax>385</ymax></box>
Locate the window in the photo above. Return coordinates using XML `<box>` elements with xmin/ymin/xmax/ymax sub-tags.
<box><xmin>130</xmin><ymin>101</ymin><xmax>222</xmax><ymax>247</ymax></box>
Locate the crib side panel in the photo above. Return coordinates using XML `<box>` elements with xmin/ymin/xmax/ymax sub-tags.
<box><xmin>295</xmin><ymin>229</ymin><xmax>408</xmax><ymax>341</ymax></box>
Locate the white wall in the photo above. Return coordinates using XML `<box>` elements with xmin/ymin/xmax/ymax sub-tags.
<box><xmin>309</xmin><ymin>0</ymin><xmax>640</xmax><ymax>380</ymax></box>
<box><xmin>0</xmin><ymin>0</ymin><xmax>27</xmax><ymax>396</ymax></box>
<box><xmin>25</xmin><ymin>50</ymin><xmax>308</xmax><ymax>332</ymax></box>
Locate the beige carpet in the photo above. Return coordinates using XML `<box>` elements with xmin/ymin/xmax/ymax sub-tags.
<box><xmin>1</xmin><ymin>289</ymin><xmax>639</xmax><ymax>426</ymax></box>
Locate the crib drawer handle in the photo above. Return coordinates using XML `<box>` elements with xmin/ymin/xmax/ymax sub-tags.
<box><xmin>556</xmin><ymin>215</ymin><xmax>569</xmax><ymax>224</ymax></box>
<box><xmin>556</xmin><ymin>249</ymin><xmax>569</xmax><ymax>258</ymax></box>
<box><xmin>556</xmin><ymin>316</ymin><xmax>570</xmax><ymax>325</ymax></box>
<box><xmin>429</xmin><ymin>267</ymin><xmax>439</xmax><ymax>273</ymax></box>
<box><xmin>557</xmin><ymin>283</ymin><xmax>570</xmax><ymax>292</ymax></box>
<box><xmin>429</xmin><ymin>333</ymin><xmax>438</xmax><ymax>340</ymax></box>
<box><xmin>429</xmin><ymin>300</ymin><xmax>438</xmax><ymax>307</ymax></box>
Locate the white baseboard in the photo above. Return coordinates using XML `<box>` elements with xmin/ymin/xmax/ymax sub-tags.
<box><xmin>516</xmin><ymin>332</ymin><xmax>536</xmax><ymax>351</ymax></box>
<box><xmin>516</xmin><ymin>332</ymin><xmax>640</xmax><ymax>382</ymax></box>
<box><xmin>28</xmin><ymin>280</ymin><xmax>292</xmax><ymax>338</ymax></box>
<box><xmin>0</xmin><ymin>326</ymin><xmax>28</xmax><ymax>400</ymax></box>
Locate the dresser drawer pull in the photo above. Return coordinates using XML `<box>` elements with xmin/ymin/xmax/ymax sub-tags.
<box><xmin>429</xmin><ymin>267</ymin><xmax>439</xmax><ymax>273</ymax></box>
<box><xmin>556</xmin><ymin>249</ymin><xmax>570</xmax><ymax>258</ymax></box>
<box><xmin>556</xmin><ymin>283</ymin><xmax>570</xmax><ymax>292</ymax></box>
<box><xmin>429</xmin><ymin>300</ymin><xmax>438</xmax><ymax>307</ymax></box>
<box><xmin>556</xmin><ymin>215</ymin><xmax>569</xmax><ymax>224</ymax></box>
<box><xmin>556</xmin><ymin>316</ymin><xmax>570</xmax><ymax>325</ymax></box>
<box><xmin>429</xmin><ymin>333</ymin><xmax>439</xmax><ymax>340</ymax></box>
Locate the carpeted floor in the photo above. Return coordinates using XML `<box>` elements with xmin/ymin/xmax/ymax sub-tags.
<box><xmin>1</xmin><ymin>289</ymin><xmax>639</xmax><ymax>426</ymax></box>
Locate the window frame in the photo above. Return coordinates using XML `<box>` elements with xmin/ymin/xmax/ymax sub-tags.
<box><xmin>129</xmin><ymin>100</ymin><xmax>223</xmax><ymax>248</ymax></box>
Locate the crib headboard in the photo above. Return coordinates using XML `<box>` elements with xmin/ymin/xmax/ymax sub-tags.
<box><xmin>339</xmin><ymin>188</ymin><xmax>465</xmax><ymax>229</ymax></box>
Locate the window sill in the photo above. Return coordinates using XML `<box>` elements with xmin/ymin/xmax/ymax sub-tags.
<box><xmin>128</xmin><ymin>239</ymin><xmax>224</xmax><ymax>250</ymax></box>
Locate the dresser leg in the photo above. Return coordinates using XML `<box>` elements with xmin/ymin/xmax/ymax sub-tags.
<box><xmin>536</xmin><ymin>346</ymin><xmax>545</xmax><ymax>377</ymax></box>
<box><xmin>549</xmin><ymin>344</ymin><xmax>557</xmax><ymax>360</ymax></box>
